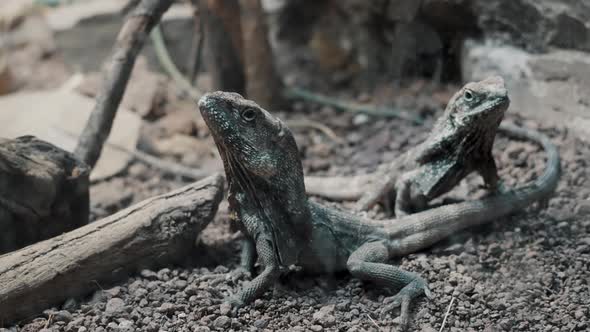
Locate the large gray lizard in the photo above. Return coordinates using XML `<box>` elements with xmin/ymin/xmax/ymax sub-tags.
<box><xmin>198</xmin><ymin>91</ymin><xmax>560</xmax><ymax>328</ymax></box>
<box><xmin>305</xmin><ymin>76</ymin><xmax>509</xmax><ymax>216</ymax></box>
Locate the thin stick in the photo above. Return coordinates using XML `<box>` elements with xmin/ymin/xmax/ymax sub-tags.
<box><xmin>75</xmin><ymin>0</ymin><xmax>174</xmax><ymax>169</ymax></box>
<box><xmin>286</xmin><ymin>119</ymin><xmax>344</xmax><ymax>144</ymax></box>
<box><xmin>367</xmin><ymin>314</ymin><xmax>381</xmax><ymax>331</ymax></box>
<box><xmin>150</xmin><ymin>24</ymin><xmax>202</xmax><ymax>100</ymax></box>
<box><xmin>284</xmin><ymin>87</ymin><xmax>424</xmax><ymax>125</ymax></box>
<box><xmin>439</xmin><ymin>296</ymin><xmax>456</xmax><ymax>332</ymax></box>
<box><xmin>108</xmin><ymin>142</ymin><xmax>208</xmax><ymax>180</ymax></box>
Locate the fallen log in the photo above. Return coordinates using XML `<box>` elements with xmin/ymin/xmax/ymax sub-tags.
<box><xmin>0</xmin><ymin>174</ymin><xmax>224</xmax><ymax>325</ymax></box>
<box><xmin>0</xmin><ymin>136</ymin><xmax>90</xmax><ymax>254</ymax></box>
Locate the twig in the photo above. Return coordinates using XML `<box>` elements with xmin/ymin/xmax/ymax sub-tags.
<box><xmin>108</xmin><ymin>142</ymin><xmax>209</xmax><ymax>180</ymax></box>
<box><xmin>63</xmin><ymin>127</ymin><xmax>208</xmax><ymax>180</ymax></box>
<box><xmin>367</xmin><ymin>314</ymin><xmax>381</xmax><ymax>331</ymax></box>
<box><xmin>150</xmin><ymin>24</ymin><xmax>202</xmax><ymax>99</ymax></box>
<box><xmin>187</xmin><ymin>4</ymin><xmax>204</xmax><ymax>83</ymax></box>
<box><xmin>286</xmin><ymin>119</ymin><xmax>344</xmax><ymax>144</ymax></box>
<box><xmin>284</xmin><ymin>87</ymin><xmax>424</xmax><ymax>125</ymax></box>
<box><xmin>74</xmin><ymin>0</ymin><xmax>174</xmax><ymax>169</ymax></box>
<box><xmin>439</xmin><ymin>296</ymin><xmax>456</xmax><ymax>332</ymax></box>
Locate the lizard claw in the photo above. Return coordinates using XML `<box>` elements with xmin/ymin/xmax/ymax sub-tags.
<box><xmin>224</xmin><ymin>294</ymin><xmax>246</xmax><ymax>314</ymax></box>
<box><xmin>380</xmin><ymin>278</ymin><xmax>431</xmax><ymax>329</ymax></box>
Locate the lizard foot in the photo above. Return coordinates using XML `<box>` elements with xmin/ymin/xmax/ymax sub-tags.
<box><xmin>380</xmin><ymin>278</ymin><xmax>432</xmax><ymax>328</ymax></box>
<box><xmin>224</xmin><ymin>294</ymin><xmax>246</xmax><ymax>315</ymax></box>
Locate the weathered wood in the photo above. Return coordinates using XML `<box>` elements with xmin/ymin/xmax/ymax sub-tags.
<box><xmin>74</xmin><ymin>0</ymin><xmax>173</xmax><ymax>169</ymax></box>
<box><xmin>0</xmin><ymin>174</ymin><xmax>224</xmax><ymax>325</ymax></box>
<box><xmin>0</xmin><ymin>136</ymin><xmax>90</xmax><ymax>254</ymax></box>
<box><xmin>239</xmin><ymin>0</ymin><xmax>284</xmax><ymax>109</ymax></box>
<box><xmin>199</xmin><ymin>0</ymin><xmax>245</xmax><ymax>92</ymax></box>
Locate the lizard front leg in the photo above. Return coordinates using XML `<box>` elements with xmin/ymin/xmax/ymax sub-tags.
<box><xmin>477</xmin><ymin>154</ymin><xmax>507</xmax><ymax>194</ymax></box>
<box><xmin>227</xmin><ymin>234</ymin><xmax>280</xmax><ymax>308</ymax></box>
<box><xmin>346</xmin><ymin>241</ymin><xmax>432</xmax><ymax>329</ymax></box>
<box><xmin>394</xmin><ymin>170</ymin><xmax>427</xmax><ymax>217</ymax></box>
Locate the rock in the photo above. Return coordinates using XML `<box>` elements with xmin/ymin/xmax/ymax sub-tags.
<box><xmin>193</xmin><ymin>327</ymin><xmax>210</xmax><ymax>332</ymax></box>
<box><xmin>0</xmin><ymin>87</ymin><xmax>141</xmax><ymax>181</ymax></box>
<box><xmin>118</xmin><ymin>319</ymin><xmax>134</xmax><ymax>331</ymax></box>
<box><xmin>140</xmin><ymin>269</ymin><xmax>158</xmax><ymax>280</ymax></box>
<box><xmin>310</xmin><ymin>325</ymin><xmax>323</xmax><ymax>332</ymax></box>
<box><xmin>157</xmin><ymin>302</ymin><xmax>176</xmax><ymax>314</ymax></box>
<box><xmin>472</xmin><ymin>0</ymin><xmax>590</xmax><ymax>52</ymax></box>
<box><xmin>462</xmin><ymin>39</ymin><xmax>590</xmax><ymax>142</ymax></box>
<box><xmin>104</xmin><ymin>298</ymin><xmax>126</xmax><ymax>315</ymax></box>
<box><xmin>213</xmin><ymin>315</ymin><xmax>231</xmax><ymax>329</ymax></box>
<box><xmin>253</xmin><ymin>318</ymin><xmax>269</xmax><ymax>329</ymax></box>
<box><xmin>90</xmin><ymin>178</ymin><xmax>134</xmax><ymax>214</ymax></box>
<box><xmin>313</xmin><ymin>304</ymin><xmax>336</xmax><ymax>327</ymax></box>
<box><xmin>53</xmin><ymin>310</ymin><xmax>73</xmax><ymax>323</ymax></box>
<box><xmin>152</xmin><ymin>108</ymin><xmax>199</xmax><ymax>137</ymax></box>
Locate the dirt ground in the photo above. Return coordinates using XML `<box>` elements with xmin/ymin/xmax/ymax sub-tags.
<box><xmin>8</xmin><ymin>80</ymin><xmax>590</xmax><ymax>332</ymax></box>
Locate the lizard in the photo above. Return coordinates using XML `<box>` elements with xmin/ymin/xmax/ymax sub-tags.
<box><xmin>197</xmin><ymin>90</ymin><xmax>560</xmax><ymax>329</ymax></box>
<box><xmin>304</xmin><ymin>76</ymin><xmax>510</xmax><ymax>216</ymax></box>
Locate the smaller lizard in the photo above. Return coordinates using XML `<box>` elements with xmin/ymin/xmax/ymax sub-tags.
<box><xmin>305</xmin><ymin>76</ymin><xmax>509</xmax><ymax>216</ymax></box>
<box><xmin>198</xmin><ymin>91</ymin><xmax>560</xmax><ymax>329</ymax></box>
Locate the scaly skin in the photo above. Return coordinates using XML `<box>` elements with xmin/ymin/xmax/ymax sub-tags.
<box><xmin>305</xmin><ymin>76</ymin><xmax>509</xmax><ymax>216</ymax></box>
<box><xmin>198</xmin><ymin>91</ymin><xmax>560</xmax><ymax>329</ymax></box>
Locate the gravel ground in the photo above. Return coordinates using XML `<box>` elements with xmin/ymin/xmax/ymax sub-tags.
<box><xmin>9</xmin><ymin>86</ymin><xmax>590</xmax><ymax>332</ymax></box>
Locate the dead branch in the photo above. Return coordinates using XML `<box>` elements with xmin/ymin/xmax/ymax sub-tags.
<box><xmin>74</xmin><ymin>0</ymin><xmax>174</xmax><ymax>169</ymax></box>
<box><xmin>284</xmin><ymin>87</ymin><xmax>424</xmax><ymax>125</ymax></box>
<box><xmin>150</xmin><ymin>25</ymin><xmax>202</xmax><ymax>99</ymax></box>
<box><xmin>0</xmin><ymin>174</ymin><xmax>224</xmax><ymax>325</ymax></box>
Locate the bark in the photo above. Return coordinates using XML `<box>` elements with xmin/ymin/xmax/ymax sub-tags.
<box><xmin>74</xmin><ymin>0</ymin><xmax>173</xmax><ymax>169</ymax></box>
<box><xmin>0</xmin><ymin>174</ymin><xmax>224</xmax><ymax>325</ymax></box>
<box><xmin>0</xmin><ymin>136</ymin><xmax>90</xmax><ymax>254</ymax></box>
<box><xmin>199</xmin><ymin>0</ymin><xmax>245</xmax><ymax>92</ymax></box>
<box><xmin>239</xmin><ymin>0</ymin><xmax>284</xmax><ymax>109</ymax></box>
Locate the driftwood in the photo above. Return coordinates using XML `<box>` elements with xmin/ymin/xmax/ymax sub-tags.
<box><xmin>0</xmin><ymin>136</ymin><xmax>90</xmax><ymax>254</ymax></box>
<box><xmin>74</xmin><ymin>0</ymin><xmax>173</xmax><ymax>169</ymax></box>
<box><xmin>0</xmin><ymin>174</ymin><xmax>224</xmax><ymax>325</ymax></box>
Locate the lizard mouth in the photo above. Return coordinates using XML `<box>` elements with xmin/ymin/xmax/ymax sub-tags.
<box><xmin>466</xmin><ymin>96</ymin><xmax>510</xmax><ymax>117</ymax></box>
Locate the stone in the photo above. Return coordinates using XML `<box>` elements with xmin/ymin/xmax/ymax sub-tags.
<box><xmin>462</xmin><ymin>38</ymin><xmax>590</xmax><ymax>142</ymax></box>
<box><xmin>105</xmin><ymin>298</ymin><xmax>126</xmax><ymax>315</ymax></box>
<box><xmin>213</xmin><ymin>316</ymin><xmax>231</xmax><ymax>329</ymax></box>
<box><xmin>472</xmin><ymin>0</ymin><xmax>590</xmax><ymax>52</ymax></box>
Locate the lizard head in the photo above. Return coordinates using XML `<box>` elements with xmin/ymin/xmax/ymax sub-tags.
<box><xmin>198</xmin><ymin>91</ymin><xmax>302</xmax><ymax>181</ymax></box>
<box><xmin>444</xmin><ymin>76</ymin><xmax>509</xmax><ymax>126</ymax></box>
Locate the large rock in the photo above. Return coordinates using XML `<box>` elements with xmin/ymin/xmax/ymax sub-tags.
<box><xmin>472</xmin><ymin>0</ymin><xmax>590</xmax><ymax>52</ymax></box>
<box><xmin>462</xmin><ymin>38</ymin><xmax>590</xmax><ymax>140</ymax></box>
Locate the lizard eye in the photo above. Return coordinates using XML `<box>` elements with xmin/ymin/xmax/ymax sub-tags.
<box><xmin>464</xmin><ymin>89</ymin><xmax>474</xmax><ymax>101</ymax></box>
<box><xmin>241</xmin><ymin>107</ymin><xmax>257</xmax><ymax>122</ymax></box>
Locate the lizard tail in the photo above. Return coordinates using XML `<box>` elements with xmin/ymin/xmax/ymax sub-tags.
<box><xmin>386</xmin><ymin>124</ymin><xmax>561</xmax><ymax>256</ymax></box>
<box><xmin>304</xmin><ymin>174</ymin><xmax>373</xmax><ymax>200</ymax></box>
